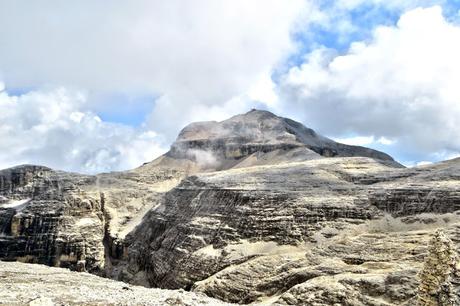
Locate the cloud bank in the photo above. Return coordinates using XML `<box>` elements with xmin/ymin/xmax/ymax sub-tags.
<box><xmin>280</xmin><ymin>6</ymin><xmax>460</xmax><ymax>162</ymax></box>
<box><xmin>0</xmin><ymin>0</ymin><xmax>308</xmax><ymax>137</ymax></box>
<box><xmin>0</xmin><ymin>86</ymin><xmax>165</xmax><ymax>173</ymax></box>
<box><xmin>0</xmin><ymin>2</ymin><xmax>460</xmax><ymax>172</ymax></box>
<box><xmin>0</xmin><ymin>0</ymin><xmax>308</xmax><ymax>172</ymax></box>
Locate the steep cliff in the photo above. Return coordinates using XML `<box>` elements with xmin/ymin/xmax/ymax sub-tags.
<box><xmin>0</xmin><ymin>165</ymin><xmax>105</xmax><ymax>272</ymax></box>
<box><xmin>124</xmin><ymin>157</ymin><xmax>460</xmax><ymax>305</ymax></box>
<box><xmin>0</xmin><ymin>163</ymin><xmax>184</xmax><ymax>274</ymax></box>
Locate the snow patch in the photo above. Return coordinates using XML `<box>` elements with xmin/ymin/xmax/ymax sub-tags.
<box><xmin>76</xmin><ymin>218</ymin><xmax>97</xmax><ymax>227</ymax></box>
<box><xmin>194</xmin><ymin>240</ymin><xmax>306</xmax><ymax>260</ymax></box>
<box><xmin>194</xmin><ymin>245</ymin><xmax>223</xmax><ymax>258</ymax></box>
<box><xmin>1</xmin><ymin>198</ymin><xmax>31</xmax><ymax>209</ymax></box>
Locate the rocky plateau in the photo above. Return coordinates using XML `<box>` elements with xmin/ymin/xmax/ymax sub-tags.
<box><xmin>1</xmin><ymin>109</ymin><xmax>459</xmax><ymax>305</ymax></box>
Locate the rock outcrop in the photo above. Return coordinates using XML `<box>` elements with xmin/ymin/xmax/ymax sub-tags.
<box><xmin>0</xmin><ymin>165</ymin><xmax>105</xmax><ymax>272</ymax></box>
<box><xmin>0</xmin><ymin>109</ymin><xmax>459</xmax><ymax>305</ymax></box>
<box><xmin>123</xmin><ymin>156</ymin><xmax>460</xmax><ymax>304</ymax></box>
<box><xmin>159</xmin><ymin>109</ymin><xmax>399</xmax><ymax>172</ymax></box>
<box><xmin>0</xmin><ymin>163</ymin><xmax>183</xmax><ymax>274</ymax></box>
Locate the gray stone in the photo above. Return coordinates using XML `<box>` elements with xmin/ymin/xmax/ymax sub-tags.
<box><xmin>0</xmin><ymin>109</ymin><xmax>459</xmax><ymax>305</ymax></box>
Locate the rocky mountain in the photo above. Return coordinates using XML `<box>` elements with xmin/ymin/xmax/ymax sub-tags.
<box><xmin>146</xmin><ymin>109</ymin><xmax>399</xmax><ymax>173</ymax></box>
<box><xmin>1</xmin><ymin>109</ymin><xmax>459</xmax><ymax>305</ymax></box>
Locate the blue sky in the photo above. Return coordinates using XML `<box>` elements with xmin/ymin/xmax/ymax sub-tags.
<box><xmin>92</xmin><ymin>92</ymin><xmax>156</xmax><ymax>127</ymax></box>
<box><xmin>281</xmin><ymin>0</ymin><xmax>460</xmax><ymax>165</ymax></box>
<box><xmin>1</xmin><ymin>0</ymin><xmax>460</xmax><ymax>172</ymax></box>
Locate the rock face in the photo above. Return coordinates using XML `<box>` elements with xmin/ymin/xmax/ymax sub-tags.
<box><xmin>0</xmin><ymin>165</ymin><xmax>105</xmax><ymax>272</ymax></box>
<box><xmin>0</xmin><ymin>163</ymin><xmax>184</xmax><ymax>274</ymax></box>
<box><xmin>124</xmin><ymin>157</ymin><xmax>460</xmax><ymax>304</ymax></box>
<box><xmin>164</xmin><ymin>109</ymin><xmax>399</xmax><ymax>171</ymax></box>
<box><xmin>0</xmin><ymin>109</ymin><xmax>459</xmax><ymax>305</ymax></box>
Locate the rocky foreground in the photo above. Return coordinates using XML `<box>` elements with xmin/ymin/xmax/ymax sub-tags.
<box><xmin>0</xmin><ymin>109</ymin><xmax>459</xmax><ymax>305</ymax></box>
<box><xmin>0</xmin><ymin>261</ymin><xmax>231</xmax><ymax>306</ymax></box>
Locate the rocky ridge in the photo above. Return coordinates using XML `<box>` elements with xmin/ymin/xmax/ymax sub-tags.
<box><xmin>162</xmin><ymin>109</ymin><xmax>399</xmax><ymax>171</ymax></box>
<box><xmin>0</xmin><ymin>109</ymin><xmax>459</xmax><ymax>305</ymax></box>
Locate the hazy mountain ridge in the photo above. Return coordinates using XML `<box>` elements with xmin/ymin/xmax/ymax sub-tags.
<box><xmin>165</xmin><ymin>109</ymin><xmax>399</xmax><ymax>171</ymax></box>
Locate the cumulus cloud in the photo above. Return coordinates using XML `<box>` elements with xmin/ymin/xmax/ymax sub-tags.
<box><xmin>0</xmin><ymin>87</ymin><xmax>166</xmax><ymax>173</ymax></box>
<box><xmin>1</xmin><ymin>2</ymin><xmax>458</xmax><ymax>172</ymax></box>
<box><xmin>0</xmin><ymin>0</ymin><xmax>313</xmax><ymax>172</ymax></box>
<box><xmin>280</xmin><ymin>6</ymin><xmax>460</xmax><ymax>161</ymax></box>
<box><xmin>416</xmin><ymin>161</ymin><xmax>434</xmax><ymax>166</ymax></box>
<box><xmin>333</xmin><ymin>136</ymin><xmax>395</xmax><ymax>146</ymax></box>
<box><xmin>0</xmin><ymin>0</ymin><xmax>309</xmax><ymax>135</ymax></box>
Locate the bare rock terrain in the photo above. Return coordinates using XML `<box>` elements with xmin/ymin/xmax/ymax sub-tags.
<box><xmin>0</xmin><ymin>261</ymin><xmax>231</xmax><ymax>306</ymax></box>
<box><xmin>124</xmin><ymin>157</ymin><xmax>460</xmax><ymax>305</ymax></box>
<box><xmin>0</xmin><ymin>109</ymin><xmax>459</xmax><ymax>305</ymax></box>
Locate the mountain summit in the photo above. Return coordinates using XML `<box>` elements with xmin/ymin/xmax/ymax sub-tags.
<box><xmin>147</xmin><ymin>109</ymin><xmax>399</xmax><ymax>172</ymax></box>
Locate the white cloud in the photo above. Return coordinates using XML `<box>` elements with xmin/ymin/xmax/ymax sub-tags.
<box><xmin>333</xmin><ymin>135</ymin><xmax>395</xmax><ymax>146</ymax></box>
<box><xmin>296</xmin><ymin>0</ymin><xmax>449</xmax><ymax>42</ymax></box>
<box><xmin>280</xmin><ymin>6</ymin><xmax>460</xmax><ymax>159</ymax></box>
<box><xmin>0</xmin><ymin>1</ymin><xmax>309</xmax><ymax>134</ymax></box>
<box><xmin>248</xmin><ymin>74</ymin><xmax>279</xmax><ymax>107</ymax></box>
<box><xmin>0</xmin><ymin>1</ymin><xmax>315</xmax><ymax>172</ymax></box>
<box><xmin>333</xmin><ymin>136</ymin><xmax>375</xmax><ymax>146</ymax></box>
<box><xmin>0</xmin><ymin>87</ymin><xmax>166</xmax><ymax>173</ymax></box>
<box><xmin>377</xmin><ymin>137</ymin><xmax>395</xmax><ymax>146</ymax></box>
<box><xmin>432</xmin><ymin>150</ymin><xmax>460</xmax><ymax>161</ymax></box>
<box><xmin>416</xmin><ymin>161</ymin><xmax>433</xmax><ymax>166</ymax></box>
<box><xmin>1</xmin><ymin>2</ymin><xmax>457</xmax><ymax>172</ymax></box>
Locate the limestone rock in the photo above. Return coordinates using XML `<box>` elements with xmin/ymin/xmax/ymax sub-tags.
<box><xmin>124</xmin><ymin>157</ymin><xmax>460</xmax><ymax>304</ymax></box>
<box><xmin>163</xmin><ymin>109</ymin><xmax>400</xmax><ymax>172</ymax></box>
<box><xmin>0</xmin><ymin>261</ymin><xmax>231</xmax><ymax>305</ymax></box>
<box><xmin>0</xmin><ymin>110</ymin><xmax>459</xmax><ymax>305</ymax></box>
<box><xmin>0</xmin><ymin>165</ymin><xmax>105</xmax><ymax>272</ymax></box>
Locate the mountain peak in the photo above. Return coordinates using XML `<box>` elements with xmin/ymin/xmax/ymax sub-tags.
<box><xmin>176</xmin><ymin>109</ymin><xmax>308</xmax><ymax>144</ymax></box>
<box><xmin>161</xmin><ymin>110</ymin><xmax>399</xmax><ymax>171</ymax></box>
<box><xmin>246</xmin><ymin>108</ymin><xmax>276</xmax><ymax>116</ymax></box>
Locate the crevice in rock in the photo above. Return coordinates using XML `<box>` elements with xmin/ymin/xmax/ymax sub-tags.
<box><xmin>101</xmin><ymin>192</ymin><xmax>112</xmax><ymax>276</ymax></box>
<box><xmin>100</xmin><ymin>191</ymin><xmax>128</xmax><ymax>278</ymax></box>
<box><xmin>342</xmin><ymin>257</ymin><xmax>366</xmax><ymax>265</ymax></box>
<box><xmin>0</xmin><ymin>208</ymin><xmax>15</xmax><ymax>235</ymax></box>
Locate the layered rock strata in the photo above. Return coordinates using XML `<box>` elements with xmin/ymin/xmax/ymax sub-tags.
<box><xmin>1</xmin><ymin>110</ymin><xmax>459</xmax><ymax>305</ymax></box>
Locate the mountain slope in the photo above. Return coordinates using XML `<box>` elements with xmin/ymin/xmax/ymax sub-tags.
<box><xmin>140</xmin><ymin>109</ymin><xmax>400</xmax><ymax>173</ymax></box>
<box><xmin>1</xmin><ymin>110</ymin><xmax>458</xmax><ymax>305</ymax></box>
<box><xmin>124</xmin><ymin>156</ymin><xmax>460</xmax><ymax>304</ymax></box>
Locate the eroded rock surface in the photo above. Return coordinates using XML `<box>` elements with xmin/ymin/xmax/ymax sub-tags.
<box><xmin>0</xmin><ymin>109</ymin><xmax>459</xmax><ymax>305</ymax></box>
<box><xmin>164</xmin><ymin>109</ymin><xmax>399</xmax><ymax>171</ymax></box>
<box><xmin>0</xmin><ymin>165</ymin><xmax>105</xmax><ymax>272</ymax></box>
<box><xmin>0</xmin><ymin>261</ymin><xmax>231</xmax><ymax>306</ymax></box>
<box><xmin>0</xmin><ymin>163</ymin><xmax>184</xmax><ymax>274</ymax></box>
<box><xmin>124</xmin><ymin>157</ymin><xmax>460</xmax><ymax>305</ymax></box>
